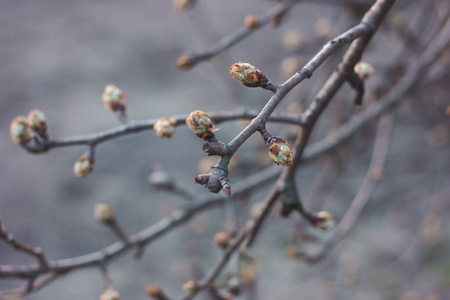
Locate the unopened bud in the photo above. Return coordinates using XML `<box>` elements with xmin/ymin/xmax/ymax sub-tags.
<box><xmin>266</xmin><ymin>137</ymin><xmax>293</xmax><ymax>167</ymax></box>
<box><xmin>153</xmin><ymin>117</ymin><xmax>177</xmax><ymax>138</ymax></box>
<box><xmin>229</xmin><ymin>62</ymin><xmax>267</xmax><ymax>88</ymax></box>
<box><xmin>312</xmin><ymin>211</ymin><xmax>335</xmax><ymax>231</ymax></box>
<box><xmin>182</xmin><ymin>280</ymin><xmax>198</xmax><ymax>292</ymax></box>
<box><xmin>176</xmin><ymin>54</ymin><xmax>196</xmax><ymax>70</ymax></box>
<box><xmin>239</xmin><ymin>264</ymin><xmax>257</xmax><ymax>284</ymax></box>
<box><xmin>10</xmin><ymin>116</ymin><xmax>32</xmax><ymax>145</ymax></box>
<box><xmin>102</xmin><ymin>84</ymin><xmax>126</xmax><ymax>114</ymax></box>
<box><xmin>282</xmin><ymin>30</ymin><xmax>305</xmax><ymax>52</ymax></box>
<box><xmin>213</xmin><ymin>232</ymin><xmax>230</xmax><ymax>249</ymax></box>
<box><xmin>244</xmin><ymin>14</ymin><xmax>259</xmax><ymax>29</ymax></box>
<box><xmin>314</xmin><ymin>18</ymin><xmax>332</xmax><ymax>39</ymax></box>
<box><xmin>100</xmin><ymin>289</ymin><xmax>120</xmax><ymax>300</ymax></box>
<box><xmin>73</xmin><ymin>152</ymin><xmax>95</xmax><ymax>178</ymax></box>
<box><xmin>94</xmin><ymin>203</ymin><xmax>115</xmax><ymax>224</ymax></box>
<box><xmin>173</xmin><ymin>0</ymin><xmax>196</xmax><ymax>11</ymax></box>
<box><xmin>146</xmin><ymin>284</ymin><xmax>165</xmax><ymax>299</ymax></box>
<box><xmin>186</xmin><ymin>110</ymin><xmax>217</xmax><ymax>139</ymax></box>
<box><xmin>354</xmin><ymin>62</ymin><xmax>375</xmax><ymax>80</ymax></box>
<box><xmin>27</xmin><ymin>109</ymin><xmax>47</xmax><ymax>132</ymax></box>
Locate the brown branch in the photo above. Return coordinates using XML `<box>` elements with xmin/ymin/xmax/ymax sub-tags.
<box><xmin>176</xmin><ymin>0</ymin><xmax>300</xmax><ymax>69</ymax></box>
<box><xmin>304</xmin><ymin>112</ymin><xmax>394</xmax><ymax>263</ymax></box>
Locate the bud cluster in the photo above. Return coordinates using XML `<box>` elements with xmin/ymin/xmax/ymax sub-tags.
<box><xmin>186</xmin><ymin>110</ymin><xmax>217</xmax><ymax>140</ymax></box>
<box><xmin>265</xmin><ymin>136</ymin><xmax>293</xmax><ymax>167</ymax></box>
<box><xmin>153</xmin><ymin>117</ymin><xmax>177</xmax><ymax>138</ymax></box>
<box><xmin>10</xmin><ymin>109</ymin><xmax>48</xmax><ymax>146</ymax></box>
<box><xmin>229</xmin><ymin>62</ymin><xmax>267</xmax><ymax>88</ymax></box>
<box><xmin>73</xmin><ymin>152</ymin><xmax>95</xmax><ymax>179</ymax></box>
<box><xmin>102</xmin><ymin>84</ymin><xmax>126</xmax><ymax>121</ymax></box>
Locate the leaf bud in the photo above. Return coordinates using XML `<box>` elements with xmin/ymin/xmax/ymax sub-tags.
<box><xmin>229</xmin><ymin>62</ymin><xmax>267</xmax><ymax>88</ymax></box>
<box><xmin>100</xmin><ymin>289</ymin><xmax>120</xmax><ymax>300</ymax></box>
<box><xmin>146</xmin><ymin>284</ymin><xmax>165</xmax><ymax>299</ymax></box>
<box><xmin>173</xmin><ymin>0</ymin><xmax>196</xmax><ymax>12</ymax></box>
<box><xmin>354</xmin><ymin>62</ymin><xmax>375</xmax><ymax>80</ymax></box>
<box><xmin>186</xmin><ymin>110</ymin><xmax>216</xmax><ymax>139</ymax></box>
<box><xmin>244</xmin><ymin>14</ymin><xmax>259</xmax><ymax>29</ymax></box>
<box><xmin>73</xmin><ymin>152</ymin><xmax>95</xmax><ymax>178</ymax></box>
<box><xmin>176</xmin><ymin>53</ymin><xmax>196</xmax><ymax>70</ymax></box>
<box><xmin>312</xmin><ymin>211</ymin><xmax>335</xmax><ymax>231</ymax></box>
<box><xmin>153</xmin><ymin>117</ymin><xmax>177</xmax><ymax>138</ymax></box>
<box><xmin>94</xmin><ymin>203</ymin><xmax>115</xmax><ymax>224</ymax></box>
<box><xmin>182</xmin><ymin>280</ymin><xmax>198</xmax><ymax>292</ymax></box>
<box><xmin>27</xmin><ymin>109</ymin><xmax>47</xmax><ymax>132</ymax></box>
<box><xmin>10</xmin><ymin>116</ymin><xmax>32</xmax><ymax>145</ymax></box>
<box><xmin>102</xmin><ymin>84</ymin><xmax>126</xmax><ymax>114</ymax></box>
<box><xmin>213</xmin><ymin>231</ymin><xmax>230</xmax><ymax>249</ymax></box>
<box><xmin>266</xmin><ymin>137</ymin><xmax>293</xmax><ymax>167</ymax></box>
<box><xmin>282</xmin><ymin>30</ymin><xmax>305</xmax><ymax>52</ymax></box>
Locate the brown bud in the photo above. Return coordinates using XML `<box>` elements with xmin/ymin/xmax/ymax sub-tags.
<box><xmin>173</xmin><ymin>0</ymin><xmax>196</xmax><ymax>11</ymax></box>
<box><xmin>73</xmin><ymin>152</ymin><xmax>95</xmax><ymax>178</ymax></box>
<box><xmin>100</xmin><ymin>289</ymin><xmax>120</xmax><ymax>300</ymax></box>
<box><xmin>312</xmin><ymin>211</ymin><xmax>335</xmax><ymax>231</ymax></box>
<box><xmin>314</xmin><ymin>18</ymin><xmax>332</xmax><ymax>39</ymax></box>
<box><xmin>244</xmin><ymin>14</ymin><xmax>259</xmax><ymax>29</ymax></box>
<box><xmin>213</xmin><ymin>231</ymin><xmax>230</xmax><ymax>249</ymax></box>
<box><xmin>102</xmin><ymin>84</ymin><xmax>126</xmax><ymax>113</ymax></box>
<box><xmin>185</xmin><ymin>110</ymin><xmax>217</xmax><ymax>139</ymax></box>
<box><xmin>27</xmin><ymin>109</ymin><xmax>47</xmax><ymax>132</ymax></box>
<box><xmin>266</xmin><ymin>137</ymin><xmax>293</xmax><ymax>167</ymax></box>
<box><xmin>182</xmin><ymin>280</ymin><xmax>198</xmax><ymax>292</ymax></box>
<box><xmin>229</xmin><ymin>62</ymin><xmax>267</xmax><ymax>88</ymax></box>
<box><xmin>153</xmin><ymin>117</ymin><xmax>177</xmax><ymax>138</ymax></box>
<box><xmin>282</xmin><ymin>30</ymin><xmax>305</xmax><ymax>52</ymax></box>
<box><xmin>94</xmin><ymin>203</ymin><xmax>115</xmax><ymax>224</ymax></box>
<box><xmin>354</xmin><ymin>62</ymin><xmax>375</xmax><ymax>80</ymax></box>
<box><xmin>10</xmin><ymin>116</ymin><xmax>32</xmax><ymax>145</ymax></box>
<box><xmin>176</xmin><ymin>54</ymin><xmax>196</xmax><ymax>70</ymax></box>
<box><xmin>146</xmin><ymin>284</ymin><xmax>165</xmax><ymax>299</ymax></box>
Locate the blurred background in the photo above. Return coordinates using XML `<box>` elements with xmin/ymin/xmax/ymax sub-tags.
<box><xmin>0</xmin><ymin>0</ymin><xmax>449</xmax><ymax>299</ymax></box>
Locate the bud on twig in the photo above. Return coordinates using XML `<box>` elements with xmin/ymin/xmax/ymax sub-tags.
<box><xmin>27</xmin><ymin>109</ymin><xmax>47</xmax><ymax>133</ymax></box>
<box><xmin>10</xmin><ymin>116</ymin><xmax>32</xmax><ymax>145</ymax></box>
<box><xmin>176</xmin><ymin>53</ymin><xmax>196</xmax><ymax>70</ymax></box>
<box><xmin>213</xmin><ymin>231</ymin><xmax>230</xmax><ymax>249</ymax></box>
<box><xmin>173</xmin><ymin>0</ymin><xmax>196</xmax><ymax>12</ymax></box>
<box><xmin>186</xmin><ymin>110</ymin><xmax>217</xmax><ymax>139</ymax></box>
<box><xmin>146</xmin><ymin>284</ymin><xmax>167</xmax><ymax>299</ymax></box>
<box><xmin>182</xmin><ymin>280</ymin><xmax>198</xmax><ymax>292</ymax></box>
<box><xmin>244</xmin><ymin>14</ymin><xmax>260</xmax><ymax>29</ymax></box>
<box><xmin>354</xmin><ymin>62</ymin><xmax>375</xmax><ymax>80</ymax></box>
<box><xmin>73</xmin><ymin>152</ymin><xmax>95</xmax><ymax>178</ymax></box>
<box><xmin>265</xmin><ymin>136</ymin><xmax>293</xmax><ymax>167</ymax></box>
<box><xmin>102</xmin><ymin>84</ymin><xmax>126</xmax><ymax>121</ymax></box>
<box><xmin>311</xmin><ymin>211</ymin><xmax>335</xmax><ymax>231</ymax></box>
<box><xmin>94</xmin><ymin>203</ymin><xmax>115</xmax><ymax>224</ymax></box>
<box><xmin>100</xmin><ymin>289</ymin><xmax>120</xmax><ymax>300</ymax></box>
<box><xmin>229</xmin><ymin>62</ymin><xmax>267</xmax><ymax>88</ymax></box>
<box><xmin>153</xmin><ymin>117</ymin><xmax>177</xmax><ymax>138</ymax></box>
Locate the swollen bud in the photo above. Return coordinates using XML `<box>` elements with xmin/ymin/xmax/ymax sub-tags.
<box><xmin>354</xmin><ymin>62</ymin><xmax>375</xmax><ymax>80</ymax></box>
<box><xmin>10</xmin><ymin>116</ymin><xmax>32</xmax><ymax>145</ymax></box>
<box><xmin>27</xmin><ymin>109</ymin><xmax>47</xmax><ymax>132</ymax></box>
<box><xmin>153</xmin><ymin>117</ymin><xmax>177</xmax><ymax>138</ymax></box>
<box><xmin>73</xmin><ymin>152</ymin><xmax>95</xmax><ymax>178</ymax></box>
<box><xmin>213</xmin><ymin>232</ymin><xmax>230</xmax><ymax>249</ymax></box>
<box><xmin>102</xmin><ymin>84</ymin><xmax>126</xmax><ymax>114</ymax></box>
<box><xmin>94</xmin><ymin>203</ymin><xmax>115</xmax><ymax>224</ymax></box>
<box><xmin>176</xmin><ymin>53</ymin><xmax>196</xmax><ymax>70</ymax></box>
<box><xmin>173</xmin><ymin>0</ymin><xmax>196</xmax><ymax>11</ymax></box>
<box><xmin>100</xmin><ymin>289</ymin><xmax>120</xmax><ymax>300</ymax></box>
<box><xmin>182</xmin><ymin>280</ymin><xmax>198</xmax><ymax>292</ymax></box>
<box><xmin>146</xmin><ymin>284</ymin><xmax>165</xmax><ymax>299</ymax></box>
<box><xmin>312</xmin><ymin>211</ymin><xmax>335</xmax><ymax>231</ymax></box>
<box><xmin>186</xmin><ymin>110</ymin><xmax>217</xmax><ymax>139</ymax></box>
<box><xmin>229</xmin><ymin>62</ymin><xmax>267</xmax><ymax>88</ymax></box>
<box><xmin>244</xmin><ymin>14</ymin><xmax>260</xmax><ymax>29</ymax></box>
<box><xmin>266</xmin><ymin>137</ymin><xmax>293</xmax><ymax>167</ymax></box>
